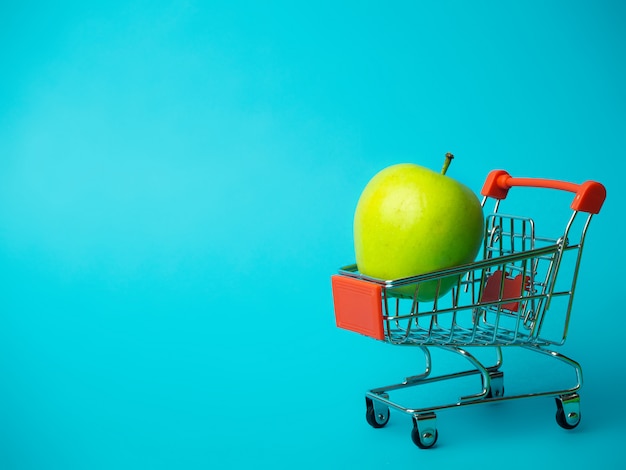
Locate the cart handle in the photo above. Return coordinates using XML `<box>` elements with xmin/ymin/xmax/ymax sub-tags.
<box><xmin>481</xmin><ymin>170</ymin><xmax>606</xmax><ymax>214</ymax></box>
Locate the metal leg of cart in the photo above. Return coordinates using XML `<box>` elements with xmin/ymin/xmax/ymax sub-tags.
<box><xmin>364</xmin><ymin>344</ymin><xmax>582</xmax><ymax>448</ymax></box>
<box><xmin>526</xmin><ymin>345</ymin><xmax>583</xmax><ymax>430</ymax></box>
<box><xmin>365</xmin><ymin>345</ymin><xmax>504</xmax><ymax>448</ymax></box>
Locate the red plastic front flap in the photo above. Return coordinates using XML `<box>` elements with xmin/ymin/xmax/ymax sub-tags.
<box><xmin>331</xmin><ymin>275</ymin><xmax>384</xmax><ymax>340</ymax></box>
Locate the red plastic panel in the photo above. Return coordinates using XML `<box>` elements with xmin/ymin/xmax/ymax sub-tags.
<box><xmin>481</xmin><ymin>270</ymin><xmax>528</xmax><ymax>312</ymax></box>
<box><xmin>331</xmin><ymin>275</ymin><xmax>384</xmax><ymax>340</ymax></box>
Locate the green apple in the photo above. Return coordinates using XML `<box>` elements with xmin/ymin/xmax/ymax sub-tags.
<box><xmin>353</xmin><ymin>154</ymin><xmax>484</xmax><ymax>301</ymax></box>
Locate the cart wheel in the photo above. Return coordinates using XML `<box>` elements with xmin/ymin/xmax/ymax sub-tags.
<box><xmin>484</xmin><ymin>371</ymin><xmax>505</xmax><ymax>399</ymax></box>
<box><xmin>486</xmin><ymin>385</ymin><xmax>505</xmax><ymax>399</ymax></box>
<box><xmin>411</xmin><ymin>414</ymin><xmax>438</xmax><ymax>449</ymax></box>
<box><xmin>555</xmin><ymin>394</ymin><xmax>581</xmax><ymax>429</ymax></box>
<box><xmin>365</xmin><ymin>397</ymin><xmax>390</xmax><ymax>428</ymax></box>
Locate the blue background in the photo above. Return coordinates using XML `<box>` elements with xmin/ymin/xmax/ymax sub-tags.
<box><xmin>1</xmin><ymin>1</ymin><xmax>624</xmax><ymax>468</ymax></box>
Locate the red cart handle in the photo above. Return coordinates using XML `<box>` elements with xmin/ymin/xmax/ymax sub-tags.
<box><xmin>481</xmin><ymin>170</ymin><xmax>606</xmax><ymax>214</ymax></box>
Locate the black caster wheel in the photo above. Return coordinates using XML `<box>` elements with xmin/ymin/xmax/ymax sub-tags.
<box><xmin>485</xmin><ymin>385</ymin><xmax>505</xmax><ymax>399</ymax></box>
<box><xmin>555</xmin><ymin>394</ymin><xmax>581</xmax><ymax>429</ymax></box>
<box><xmin>483</xmin><ymin>370</ymin><xmax>505</xmax><ymax>399</ymax></box>
<box><xmin>365</xmin><ymin>397</ymin><xmax>390</xmax><ymax>428</ymax></box>
<box><xmin>411</xmin><ymin>414</ymin><xmax>438</xmax><ymax>449</ymax></box>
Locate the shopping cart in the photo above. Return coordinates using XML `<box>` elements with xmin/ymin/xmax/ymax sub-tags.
<box><xmin>331</xmin><ymin>169</ymin><xmax>606</xmax><ymax>448</ymax></box>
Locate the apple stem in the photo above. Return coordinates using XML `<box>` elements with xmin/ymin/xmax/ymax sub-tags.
<box><xmin>441</xmin><ymin>153</ymin><xmax>454</xmax><ymax>175</ymax></box>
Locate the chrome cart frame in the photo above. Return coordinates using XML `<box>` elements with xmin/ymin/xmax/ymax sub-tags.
<box><xmin>331</xmin><ymin>170</ymin><xmax>606</xmax><ymax>448</ymax></box>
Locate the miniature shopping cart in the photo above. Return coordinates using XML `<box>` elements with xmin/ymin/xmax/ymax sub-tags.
<box><xmin>331</xmin><ymin>169</ymin><xmax>606</xmax><ymax>448</ymax></box>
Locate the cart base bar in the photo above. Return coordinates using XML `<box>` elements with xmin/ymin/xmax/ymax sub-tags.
<box><xmin>364</xmin><ymin>344</ymin><xmax>582</xmax><ymax>448</ymax></box>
